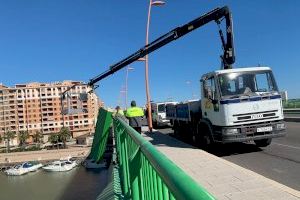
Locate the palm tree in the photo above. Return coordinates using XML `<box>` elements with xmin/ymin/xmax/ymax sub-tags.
<box><xmin>32</xmin><ymin>131</ymin><xmax>43</xmax><ymax>144</ymax></box>
<box><xmin>18</xmin><ymin>131</ymin><xmax>29</xmax><ymax>147</ymax></box>
<box><xmin>48</xmin><ymin>134</ymin><xmax>59</xmax><ymax>149</ymax></box>
<box><xmin>58</xmin><ymin>127</ymin><xmax>71</xmax><ymax>149</ymax></box>
<box><xmin>4</xmin><ymin>130</ymin><xmax>16</xmax><ymax>153</ymax></box>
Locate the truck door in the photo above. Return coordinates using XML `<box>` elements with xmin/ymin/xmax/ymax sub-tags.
<box><xmin>201</xmin><ymin>76</ymin><xmax>220</xmax><ymax>124</ymax></box>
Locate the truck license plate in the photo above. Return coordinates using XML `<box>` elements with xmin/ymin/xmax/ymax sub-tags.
<box><xmin>257</xmin><ymin>126</ymin><xmax>272</xmax><ymax>132</ymax></box>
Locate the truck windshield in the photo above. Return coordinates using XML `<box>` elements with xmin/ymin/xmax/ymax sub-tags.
<box><xmin>158</xmin><ymin>104</ymin><xmax>166</xmax><ymax>113</ymax></box>
<box><xmin>218</xmin><ymin>70</ymin><xmax>278</xmax><ymax>98</ymax></box>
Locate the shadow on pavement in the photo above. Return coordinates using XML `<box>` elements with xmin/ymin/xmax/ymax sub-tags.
<box><xmin>147</xmin><ymin>128</ymin><xmax>263</xmax><ymax>157</ymax></box>
<box><xmin>205</xmin><ymin>143</ymin><xmax>263</xmax><ymax>157</ymax></box>
<box><xmin>143</xmin><ymin>131</ymin><xmax>197</xmax><ymax>149</ymax></box>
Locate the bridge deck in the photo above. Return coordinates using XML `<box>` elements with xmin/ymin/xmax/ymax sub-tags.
<box><xmin>141</xmin><ymin>128</ymin><xmax>300</xmax><ymax>200</ymax></box>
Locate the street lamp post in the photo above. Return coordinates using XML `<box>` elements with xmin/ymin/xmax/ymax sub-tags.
<box><xmin>125</xmin><ymin>66</ymin><xmax>134</xmax><ymax>109</ymax></box>
<box><xmin>119</xmin><ymin>85</ymin><xmax>126</xmax><ymax>108</ymax></box>
<box><xmin>145</xmin><ymin>0</ymin><xmax>165</xmax><ymax>132</ymax></box>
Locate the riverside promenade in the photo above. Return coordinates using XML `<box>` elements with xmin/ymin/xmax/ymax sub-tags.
<box><xmin>0</xmin><ymin>146</ymin><xmax>90</xmax><ymax>166</ymax></box>
<box><xmin>142</xmin><ymin>128</ymin><xmax>300</xmax><ymax>200</ymax></box>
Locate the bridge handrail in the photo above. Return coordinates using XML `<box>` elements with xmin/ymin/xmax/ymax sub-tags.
<box><xmin>283</xmin><ymin>108</ymin><xmax>300</xmax><ymax>112</ymax></box>
<box><xmin>114</xmin><ymin>116</ymin><xmax>215</xmax><ymax>200</ymax></box>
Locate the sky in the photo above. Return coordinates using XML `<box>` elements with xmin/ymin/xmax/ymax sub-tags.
<box><xmin>0</xmin><ymin>0</ymin><xmax>299</xmax><ymax>107</ymax></box>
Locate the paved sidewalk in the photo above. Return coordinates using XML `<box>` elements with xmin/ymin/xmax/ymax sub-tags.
<box><xmin>142</xmin><ymin>129</ymin><xmax>300</xmax><ymax>200</ymax></box>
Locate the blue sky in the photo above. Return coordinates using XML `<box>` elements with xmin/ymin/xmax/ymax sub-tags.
<box><xmin>0</xmin><ymin>0</ymin><xmax>299</xmax><ymax>107</ymax></box>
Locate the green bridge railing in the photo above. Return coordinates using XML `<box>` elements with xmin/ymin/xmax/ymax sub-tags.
<box><xmin>88</xmin><ymin>108</ymin><xmax>112</xmax><ymax>161</ymax></box>
<box><xmin>113</xmin><ymin>116</ymin><xmax>215</xmax><ymax>200</ymax></box>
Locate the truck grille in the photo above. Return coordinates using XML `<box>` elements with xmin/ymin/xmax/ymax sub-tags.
<box><xmin>233</xmin><ymin>110</ymin><xmax>279</xmax><ymax>123</ymax></box>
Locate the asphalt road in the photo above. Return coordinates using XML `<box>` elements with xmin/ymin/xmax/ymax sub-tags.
<box><xmin>156</xmin><ymin>121</ymin><xmax>300</xmax><ymax>191</ymax></box>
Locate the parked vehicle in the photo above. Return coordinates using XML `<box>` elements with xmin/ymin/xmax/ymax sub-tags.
<box><xmin>85</xmin><ymin>6</ymin><xmax>286</xmax><ymax>148</ymax></box>
<box><xmin>167</xmin><ymin>67</ymin><xmax>286</xmax><ymax>147</ymax></box>
<box><xmin>5</xmin><ymin>161</ymin><xmax>43</xmax><ymax>176</ymax></box>
<box><xmin>151</xmin><ymin>102</ymin><xmax>177</xmax><ymax>127</ymax></box>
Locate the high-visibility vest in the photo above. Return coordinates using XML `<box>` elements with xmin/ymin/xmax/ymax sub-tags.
<box><xmin>125</xmin><ymin>106</ymin><xmax>144</xmax><ymax>117</ymax></box>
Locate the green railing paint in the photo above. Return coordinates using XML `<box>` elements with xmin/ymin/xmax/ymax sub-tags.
<box><xmin>96</xmin><ymin>166</ymin><xmax>124</xmax><ymax>200</ymax></box>
<box><xmin>113</xmin><ymin>116</ymin><xmax>215</xmax><ymax>200</ymax></box>
<box><xmin>283</xmin><ymin>99</ymin><xmax>300</xmax><ymax>109</ymax></box>
<box><xmin>88</xmin><ymin>108</ymin><xmax>112</xmax><ymax>161</ymax></box>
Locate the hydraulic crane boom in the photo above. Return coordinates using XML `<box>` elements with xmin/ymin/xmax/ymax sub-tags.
<box><xmin>88</xmin><ymin>6</ymin><xmax>235</xmax><ymax>86</ymax></box>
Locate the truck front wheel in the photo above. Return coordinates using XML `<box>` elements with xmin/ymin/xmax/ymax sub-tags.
<box><xmin>254</xmin><ymin>138</ymin><xmax>272</xmax><ymax>147</ymax></box>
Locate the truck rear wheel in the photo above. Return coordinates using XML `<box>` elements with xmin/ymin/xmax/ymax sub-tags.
<box><xmin>196</xmin><ymin>124</ymin><xmax>213</xmax><ymax>149</ymax></box>
<box><xmin>254</xmin><ymin>138</ymin><xmax>272</xmax><ymax>147</ymax></box>
<box><xmin>173</xmin><ymin>122</ymin><xmax>180</xmax><ymax>138</ymax></box>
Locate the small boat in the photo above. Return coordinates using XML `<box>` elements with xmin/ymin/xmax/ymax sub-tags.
<box><xmin>82</xmin><ymin>159</ymin><xmax>107</xmax><ymax>169</ymax></box>
<box><xmin>5</xmin><ymin>161</ymin><xmax>43</xmax><ymax>176</ymax></box>
<box><xmin>42</xmin><ymin>157</ymin><xmax>77</xmax><ymax>172</ymax></box>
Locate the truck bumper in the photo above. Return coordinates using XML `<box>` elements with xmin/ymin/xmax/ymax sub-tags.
<box><xmin>214</xmin><ymin>121</ymin><xmax>286</xmax><ymax>143</ymax></box>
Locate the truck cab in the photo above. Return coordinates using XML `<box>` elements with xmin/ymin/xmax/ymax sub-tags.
<box><xmin>201</xmin><ymin>67</ymin><xmax>286</xmax><ymax>146</ymax></box>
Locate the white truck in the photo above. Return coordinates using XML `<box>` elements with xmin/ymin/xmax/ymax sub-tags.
<box><xmin>151</xmin><ymin>102</ymin><xmax>177</xmax><ymax>127</ymax></box>
<box><xmin>167</xmin><ymin>67</ymin><xmax>286</xmax><ymax>147</ymax></box>
<box><xmin>87</xmin><ymin>6</ymin><xmax>286</xmax><ymax>145</ymax></box>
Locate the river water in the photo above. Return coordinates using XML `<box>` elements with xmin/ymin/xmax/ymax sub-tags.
<box><xmin>0</xmin><ymin>166</ymin><xmax>110</xmax><ymax>200</ymax></box>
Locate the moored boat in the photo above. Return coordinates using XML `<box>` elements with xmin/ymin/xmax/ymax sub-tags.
<box><xmin>82</xmin><ymin>159</ymin><xmax>107</xmax><ymax>169</ymax></box>
<box><xmin>42</xmin><ymin>157</ymin><xmax>77</xmax><ymax>172</ymax></box>
<box><xmin>5</xmin><ymin>161</ymin><xmax>43</xmax><ymax>176</ymax></box>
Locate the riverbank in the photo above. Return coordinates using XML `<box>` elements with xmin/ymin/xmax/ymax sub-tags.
<box><xmin>0</xmin><ymin>146</ymin><xmax>90</xmax><ymax>166</ymax></box>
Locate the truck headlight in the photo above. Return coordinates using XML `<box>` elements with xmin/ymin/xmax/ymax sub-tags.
<box><xmin>222</xmin><ymin>128</ymin><xmax>238</xmax><ymax>135</ymax></box>
<box><xmin>276</xmin><ymin>123</ymin><xmax>285</xmax><ymax>130</ymax></box>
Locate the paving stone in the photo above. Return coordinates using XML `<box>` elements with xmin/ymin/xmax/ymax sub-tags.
<box><xmin>209</xmin><ymin>183</ymin><xmax>241</xmax><ymax>195</ymax></box>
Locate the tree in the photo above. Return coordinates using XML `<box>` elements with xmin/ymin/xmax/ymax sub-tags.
<box><xmin>33</xmin><ymin>131</ymin><xmax>43</xmax><ymax>144</ymax></box>
<box><xmin>58</xmin><ymin>127</ymin><xmax>71</xmax><ymax>149</ymax></box>
<box><xmin>18</xmin><ymin>131</ymin><xmax>29</xmax><ymax>147</ymax></box>
<box><xmin>48</xmin><ymin>134</ymin><xmax>59</xmax><ymax>149</ymax></box>
<box><xmin>4</xmin><ymin>130</ymin><xmax>16</xmax><ymax>153</ymax></box>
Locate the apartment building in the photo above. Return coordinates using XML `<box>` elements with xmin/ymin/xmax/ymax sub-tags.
<box><xmin>0</xmin><ymin>81</ymin><xmax>100</xmax><ymax>147</ymax></box>
<box><xmin>0</xmin><ymin>84</ymin><xmax>18</xmax><ymax>146</ymax></box>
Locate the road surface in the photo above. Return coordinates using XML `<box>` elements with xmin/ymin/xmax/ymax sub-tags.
<box><xmin>156</xmin><ymin>121</ymin><xmax>300</xmax><ymax>191</ymax></box>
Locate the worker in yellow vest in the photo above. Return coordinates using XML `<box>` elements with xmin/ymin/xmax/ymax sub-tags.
<box><xmin>125</xmin><ymin>100</ymin><xmax>144</xmax><ymax>134</ymax></box>
<box><xmin>115</xmin><ymin>106</ymin><xmax>124</xmax><ymax>116</ymax></box>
